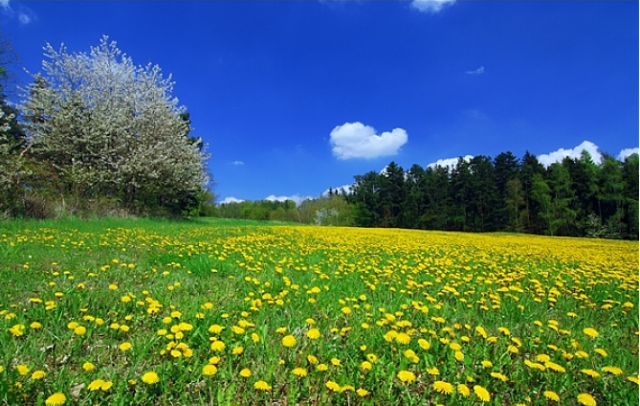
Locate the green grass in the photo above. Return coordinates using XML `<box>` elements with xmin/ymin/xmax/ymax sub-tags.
<box><xmin>0</xmin><ymin>218</ymin><xmax>637</xmax><ymax>405</ymax></box>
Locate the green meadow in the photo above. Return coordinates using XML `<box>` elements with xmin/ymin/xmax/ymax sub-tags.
<box><xmin>0</xmin><ymin>218</ymin><xmax>637</xmax><ymax>405</ymax></box>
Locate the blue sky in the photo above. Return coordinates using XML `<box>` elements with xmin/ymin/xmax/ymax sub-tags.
<box><xmin>2</xmin><ymin>0</ymin><xmax>638</xmax><ymax>204</ymax></box>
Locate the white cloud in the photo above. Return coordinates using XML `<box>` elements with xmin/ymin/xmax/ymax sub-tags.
<box><xmin>427</xmin><ymin>155</ymin><xmax>473</xmax><ymax>171</ymax></box>
<box><xmin>410</xmin><ymin>0</ymin><xmax>456</xmax><ymax>14</ymax></box>
<box><xmin>219</xmin><ymin>197</ymin><xmax>244</xmax><ymax>205</ymax></box>
<box><xmin>537</xmin><ymin>140</ymin><xmax>602</xmax><ymax>167</ymax></box>
<box><xmin>466</xmin><ymin>66</ymin><xmax>484</xmax><ymax>75</ymax></box>
<box><xmin>618</xmin><ymin>147</ymin><xmax>639</xmax><ymax>161</ymax></box>
<box><xmin>330</xmin><ymin>122</ymin><xmax>408</xmax><ymax>160</ymax></box>
<box><xmin>265</xmin><ymin>194</ymin><xmax>311</xmax><ymax>206</ymax></box>
<box><xmin>18</xmin><ymin>12</ymin><xmax>30</xmax><ymax>24</ymax></box>
<box><xmin>231</xmin><ymin>160</ymin><xmax>244</xmax><ymax>166</ymax></box>
<box><xmin>1</xmin><ymin>1</ymin><xmax>35</xmax><ymax>24</ymax></box>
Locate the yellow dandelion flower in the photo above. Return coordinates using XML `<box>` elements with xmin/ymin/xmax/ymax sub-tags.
<box><xmin>360</xmin><ymin>361</ymin><xmax>372</xmax><ymax>371</ymax></box>
<box><xmin>602</xmin><ymin>366</ymin><xmax>623</xmax><ymax>375</ymax></box>
<box><xmin>457</xmin><ymin>384</ymin><xmax>470</xmax><ymax>397</ymax></box>
<box><xmin>326</xmin><ymin>381</ymin><xmax>341</xmax><ymax>392</ymax></box>
<box><xmin>88</xmin><ymin>379</ymin><xmax>106</xmax><ymax>391</ymax></box>
<box><xmin>418</xmin><ymin>338</ymin><xmax>431</xmax><ymax>350</ymax></box>
<box><xmin>30</xmin><ymin>322</ymin><xmax>42</xmax><ymax>329</ymax></box>
<box><xmin>82</xmin><ymin>362</ymin><xmax>95</xmax><ymax>372</ymax></box>
<box><xmin>331</xmin><ymin>357</ymin><xmax>341</xmax><ymax>366</ymax></box>
<box><xmin>524</xmin><ymin>360</ymin><xmax>546</xmax><ymax>371</ymax></box>
<box><xmin>16</xmin><ymin>365</ymin><xmax>29</xmax><ymax>376</ymax></box>
<box><xmin>178</xmin><ymin>322</ymin><xmax>193</xmax><ymax>331</ymax></box>
<box><xmin>498</xmin><ymin>327</ymin><xmax>511</xmax><ymax>336</ymax></box>
<box><xmin>251</xmin><ymin>333</ymin><xmax>260</xmax><ymax>343</ymax></box>
<box><xmin>210</xmin><ymin>340</ymin><xmax>226</xmax><ymax>352</ymax></box>
<box><xmin>626</xmin><ymin>376</ymin><xmax>639</xmax><ymax>384</ymax></box>
<box><xmin>473</xmin><ymin>385</ymin><xmax>490</xmax><ymax>402</ymax></box>
<box><xmin>316</xmin><ymin>363</ymin><xmax>328</xmax><ymax>371</ymax></box>
<box><xmin>583</xmin><ymin>328</ymin><xmax>599</xmax><ymax>338</ymax></box>
<box><xmin>202</xmin><ymin>364</ymin><xmax>217</xmax><ymax>376</ymax></box>
<box><xmin>356</xmin><ymin>388</ymin><xmax>369</xmax><ymax>397</ymax></box>
<box><xmin>383</xmin><ymin>330</ymin><xmax>398</xmax><ymax>342</ymax></box>
<box><xmin>141</xmin><ymin>371</ymin><xmax>160</xmax><ymax>385</ymax></box>
<box><xmin>45</xmin><ymin>392</ymin><xmax>66</xmax><ymax>406</ymax></box>
<box><xmin>395</xmin><ymin>332</ymin><xmax>411</xmax><ymax>345</ymax></box>
<box><xmin>490</xmin><ymin>372</ymin><xmax>509</xmax><ymax>382</ymax></box>
<box><xmin>282</xmin><ymin>335</ymin><xmax>297</xmax><ymax>347</ymax></box>
<box><xmin>9</xmin><ymin>324</ymin><xmax>25</xmax><ymax>336</ymax></box>
<box><xmin>577</xmin><ymin>393</ymin><xmax>597</xmax><ymax>406</ymax></box>
<box><xmin>536</xmin><ymin>354</ymin><xmax>550</xmax><ymax>363</ymax></box>
<box><xmin>397</xmin><ymin>370</ymin><xmax>416</xmax><ymax>383</ymax></box>
<box><xmin>100</xmin><ymin>381</ymin><xmax>113</xmax><ymax>391</ymax></box>
<box><xmin>427</xmin><ymin>366</ymin><xmax>440</xmax><ymax>375</ymax></box>
<box><xmin>254</xmin><ymin>380</ymin><xmax>272</xmax><ymax>391</ymax></box>
<box><xmin>581</xmin><ymin>369</ymin><xmax>601</xmax><ymax>378</ymax></box>
<box><xmin>433</xmin><ymin>381</ymin><xmax>454</xmax><ymax>394</ymax></box>
<box><xmin>31</xmin><ymin>370</ymin><xmax>46</xmax><ymax>380</ymax></box>
<box><xmin>307</xmin><ymin>328</ymin><xmax>321</xmax><ymax>340</ymax></box>
<box><xmin>208</xmin><ymin>324</ymin><xmax>225</xmax><ymax>334</ymax></box>
<box><xmin>240</xmin><ymin>368</ymin><xmax>251</xmax><ymax>378</ymax></box>
<box><xmin>481</xmin><ymin>360</ymin><xmax>493</xmax><ymax>368</ymax></box>
<box><xmin>575</xmin><ymin>350</ymin><xmax>589</xmax><ymax>359</ymax></box>
<box><xmin>475</xmin><ymin>326</ymin><xmax>488</xmax><ymax>338</ymax></box>
<box><xmin>292</xmin><ymin>367</ymin><xmax>307</xmax><ymax>377</ymax></box>
<box><xmin>543</xmin><ymin>391</ymin><xmax>560</xmax><ymax>402</ymax></box>
<box><xmin>594</xmin><ymin>348</ymin><xmax>608</xmax><ymax>357</ymax></box>
<box><xmin>454</xmin><ymin>351</ymin><xmax>464</xmax><ymax>362</ymax></box>
<box><xmin>545</xmin><ymin>362</ymin><xmax>566</xmax><ymax>373</ymax></box>
<box><xmin>307</xmin><ymin>355</ymin><xmax>319</xmax><ymax>364</ymax></box>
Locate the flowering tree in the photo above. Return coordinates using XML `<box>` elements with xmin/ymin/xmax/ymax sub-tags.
<box><xmin>18</xmin><ymin>36</ymin><xmax>208</xmax><ymax>215</ymax></box>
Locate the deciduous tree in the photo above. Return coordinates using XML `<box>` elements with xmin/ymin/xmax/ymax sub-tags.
<box><xmin>18</xmin><ymin>36</ymin><xmax>208</xmax><ymax>216</ymax></box>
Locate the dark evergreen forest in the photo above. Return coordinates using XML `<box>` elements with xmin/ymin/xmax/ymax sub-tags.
<box><xmin>346</xmin><ymin>151</ymin><xmax>638</xmax><ymax>239</ymax></box>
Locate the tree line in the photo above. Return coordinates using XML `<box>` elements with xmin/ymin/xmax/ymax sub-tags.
<box><xmin>346</xmin><ymin>151</ymin><xmax>638</xmax><ymax>239</ymax></box>
<box><xmin>215</xmin><ymin>195</ymin><xmax>353</xmax><ymax>226</ymax></box>
<box><xmin>216</xmin><ymin>150</ymin><xmax>638</xmax><ymax>240</ymax></box>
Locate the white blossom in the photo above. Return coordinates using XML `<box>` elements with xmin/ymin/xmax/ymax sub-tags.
<box><xmin>18</xmin><ymin>36</ymin><xmax>208</xmax><ymax>212</ymax></box>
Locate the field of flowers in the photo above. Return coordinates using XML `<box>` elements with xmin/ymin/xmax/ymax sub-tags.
<box><xmin>0</xmin><ymin>218</ymin><xmax>638</xmax><ymax>405</ymax></box>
